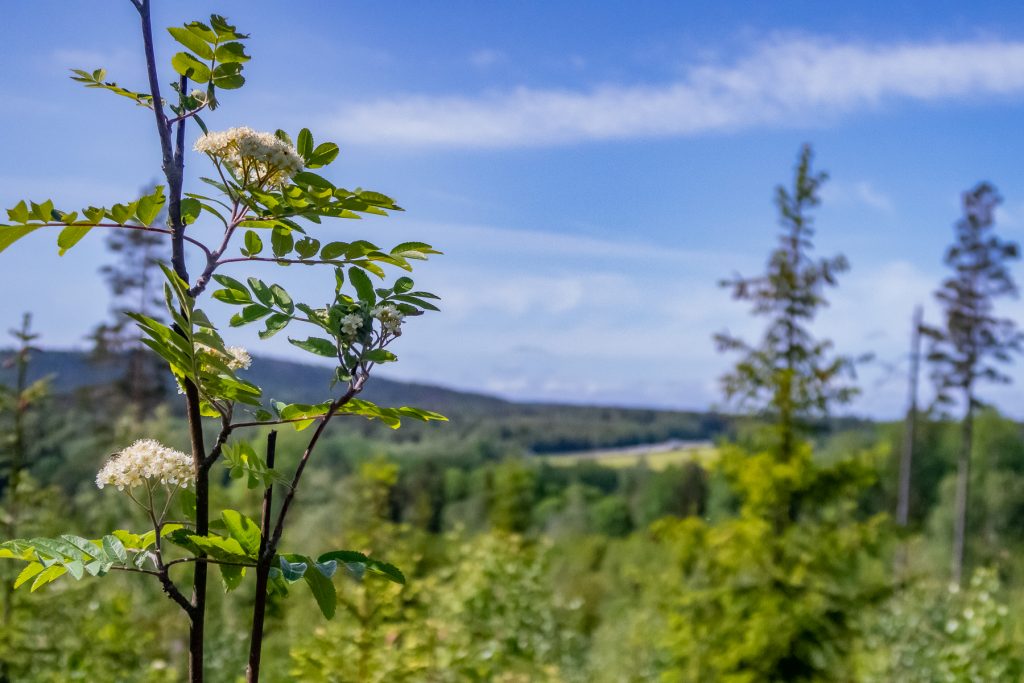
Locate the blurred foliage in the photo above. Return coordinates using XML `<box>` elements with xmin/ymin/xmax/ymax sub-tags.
<box><xmin>857</xmin><ymin>568</ymin><xmax>1022</xmax><ymax>682</ymax></box>
<box><xmin>3</xmin><ymin>342</ymin><xmax>1024</xmax><ymax>680</ymax></box>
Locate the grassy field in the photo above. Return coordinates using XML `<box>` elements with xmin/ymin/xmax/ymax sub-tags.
<box><xmin>541</xmin><ymin>440</ymin><xmax>718</xmax><ymax>470</ymax></box>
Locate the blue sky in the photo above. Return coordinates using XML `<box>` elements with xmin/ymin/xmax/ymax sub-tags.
<box><xmin>3</xmin><ymin>1</ymin><xmax>1024</xmax><ymax>418</ymax></box>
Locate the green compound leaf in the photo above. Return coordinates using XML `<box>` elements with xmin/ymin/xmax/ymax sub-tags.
<box><xmin>221</xmin><ymin>509</ymin><xmax>261</xmax><ymax>559</ymax></box>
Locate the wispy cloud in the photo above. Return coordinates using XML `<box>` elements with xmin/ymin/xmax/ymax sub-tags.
<box><xmin>327</xmin><ymin>37</ymin><xmax>1024</xmax><ymax>148</ymax></box>
<box><xmin>822</xmin><ymin>180</ymin><xmax>895</xmax><ymax>213</ymax></box>
<box><xmin>469</xmin><ymin>49</ymin><xmax>506</xmax><ymax>69</ymax></box>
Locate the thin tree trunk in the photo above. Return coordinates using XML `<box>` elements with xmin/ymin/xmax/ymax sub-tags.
<box><xmin>0</xmin><ymin>318</ymin><xmax>31</xmax><ymax>683</ymax></box>
<box><xmin>4</xmin><ymin>328</ymin><xmax>28</xmax><ymax>626</ymax></box>
<box><xmin>134</xmin><ymin>2</ymin><xmax>206</xmax><ymax>678</ymax></box>
<box><xmin>186</xmin><ymin>381</ymin><xmax>209</xmax><ymax>683</ymax></box>
<box><xmin>951</xmin><ymin>394</ymin><xmax>974</xmax><ymax>585</ymax></box>
<box><xmin>896</xmin><ymin>305</ymin><xmax>923</xmax><ymax>528</ymax></box>
<box><xmin>246</xmin><ymin>431</ymin><xmax>277</xmax><ymax>683</ymax></box>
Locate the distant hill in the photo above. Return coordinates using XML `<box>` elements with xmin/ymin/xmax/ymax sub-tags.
<box><xmin>1</xmin><ymin>349</ymin><xmax>882</xmax><ymax>453</ymax></box>
<box><xmin>0</xmin><ymin>348</ymin><xmax>508</xmax><ymax>413</ymax></box>
<box><xmin>0</xmin><ymin>349</ymin><xmax>740</xmax><ymax>453</ymax></box>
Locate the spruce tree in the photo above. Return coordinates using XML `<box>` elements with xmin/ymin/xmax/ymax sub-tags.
<box><xmin>88</xmin><ymin>184</ymin><xmax>168</xmax><ymax>416</ymax></box>
<box><xmin>923</xmin><ymin>182</ymin><xmax>1022</xmax><ymax>584</ymax></box>
<box><xmin>715</xmin><ymin>144</ymin><xmax>858</xmax><ymax>461</ymax></box>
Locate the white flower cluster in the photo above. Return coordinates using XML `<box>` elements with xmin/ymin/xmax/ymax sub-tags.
<box><xmin>194</xmin><ymin>127</ymin><xmax>304</xmax><ymax>187</ymax></box>
<box><xmin>96</xmin><ymin>439</ymin><xmax>194</xmax><ymax>491</ymax></box>
<box><xmin>340</xmin><ymin>313</ymin><xmax>364</xmax><ymax>339</ymax></box>
<box><xmin>197</xmin><ymin>343</ymin><xmax>252</xmax><ymax>371</ymax></box>
<box><xmin>372</xmin><ymin>304</ymin><xmax>404</xmax><ymax>336</ymax></box>
<box><xmin>224</xmin><ymin>345</ymin><xmax>252</xmax><ymax>370</ymax></box>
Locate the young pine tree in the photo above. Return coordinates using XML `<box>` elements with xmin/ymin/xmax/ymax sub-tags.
<box><xmin>923</xmin><ymin>182</ymin><xmax>1022</xmax><ymax>585</ymax></box>
<box><xmin>715</xmin><ymin>144</ymin><xmax>859</xmax><ymax>461</ymax></box>
<box><xmin>668</xmin><ymin>145</ymin><xmax>887</xmax><ymax>681</ymax></box>
<box><xmin>87</xmin><ymin>185</ymin><xmax>168</xmax><ymax>417</ymax></box>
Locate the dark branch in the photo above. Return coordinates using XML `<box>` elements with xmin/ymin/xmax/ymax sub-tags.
<box><xmin>202</xmin><ymin>414</ymin><xmax>235</xmax><ymax>470</ymax></box>
<box><xmin>267</xmin><ymin>378</ymin><xmax>365</xmax><ymax>554</ymax></box>
<box><xmin>23</xmin><ymin>222</ymin><xmax>212</xmax><ymax>258</ymax></box>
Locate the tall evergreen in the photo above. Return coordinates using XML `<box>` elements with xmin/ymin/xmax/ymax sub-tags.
<box><xmin>87</xmin><ymin>185</ymin><xmax>168</xmax><ymax>416</ymax></box>
<box><xmin>715</xmin><ymin>144</ymin><xmax>858</xmax><ymax>460</ymax></box>
<box><xmin>923</xmin><ymin>182</ymin><xmax>1022</xmax><ymax>585</ymax></box>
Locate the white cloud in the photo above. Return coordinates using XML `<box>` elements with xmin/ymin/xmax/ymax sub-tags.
<box><xmin>823</xmin><ymin>180</ymin><xmax>895</xmax><ymax>213</ymax></box>
<box><xmin>469</xmin><ymin>49</ymin><xmax>506</xmax><ymax>69</ymax></box>
<box><xmin>326</xmin><ymin>37</ymin><xmax>1024</xmax><ymax>148</ymax></box>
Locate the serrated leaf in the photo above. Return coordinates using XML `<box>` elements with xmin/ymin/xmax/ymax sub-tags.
<box><xmin>278</xmin><ymin>401</ymin><xmax>333</xmax><ymax>431</ymax></box>
<box><xmin>278</xmin><ymin>555</ymin><xmax>307</xmax><ymax>581</ymax></box>
<box><xmin>271</xmin><ymin>227</ymin><xmax>294</xmax><ymax>258</ymax></box>
<box><xmin>297</xmin><ymin>128</ymin><xmax>314</xmax><ymax>160</ymax></box>
<box><xmin>303</xmin><ymin>556</ymin><xmax>337</xmax><ymax>619</ymax></box>
<box><xmin>295</xmin><ymin>236</ymin><xmax>320</xmax><ymax>259</ymax></box>
<box><xmin>171</xmin><ymin>52</ymin><xmax>211</xmax><ymax>83</ymax></box>
<box><xmin>213</xmin><ymin>288</ymin><xmax>252</xmax><ymax>305</ymax></box>
<box><xmin>135</xmin><ymin>189</ymin><xmax>166</xmax><ymax>226</ymax></box>
<box><xmin>31</xmin><ymin>565</ymin><xmax>67</xmax><ymax>592</ymax></box>
<box><xmin>6</xmin><ymin>200</ymin><xmax>30</xmax><ymax>223</ymax></box>
<box><xmin>318</xmin><ymin>549</ymin><xmax>406</xmax><ymax>584</ymax></box>
<box><xmin>0</xmin><ymin>225</ymin><xmax>44</xmax><ymax>254</ymax></box>
<box><xmin>306</xmin><ymin>142</ymin><xmax>339</xmax><ymax>169</ymax></box>
<box><xmin>244</xmin><ymin>230</ymin><xmax>263</xmax><ymax>256</ymax></box>
<box><xmin>348</xmin><ymin>268</ymin><xmax>376</xmax><ymax>304</ymax></box>
<box><xmin>247</xmin><ymin>278</ymin><xmax>275</xmax><ymax>307</ymax></box>
<box><xmin>111</xmin><ymin>530</ymin><xmax>143</xmax><ymax>550</ymax></box>
<box><xmin>230</xmin><ymin>304</ymin><xmax>272</xmax><ymax>327</ymax></box>
<box><xmin>391</xmin><ymin>241</ymin><xmax>440</xmax><ymax>257</ymax></box>
<box><xmin>56</xmin><ymin>225</ymin><xmax>92</xmax><ymax>255</ymax></box>
<box><xmin>321</xmin><ymin>242</ymin><xmax>350</xmax><ymax>260</ymax></box>
<box><xmin>168</xmin><ymin>26</ymin><xmax>215</xmax><ymax>59</ymax></box>
<box><xmin>14</xmin><ymin>562</ymin><xmax>44</xmax><ymax>589</ymax></box>
<box><xmin>210</xmin><ymin>14</ymin><xmax>248</xmax><ymax>40</ymax></box>
<box><xmin>288</xmin><ymin>337</ymin><xmax>337</xmax><ymax>357</ymax></box>
<box><xmin>269</xmin><ymin>284</ymin><xmax>294</xmax><ymax>314</ymax></box>
<box><xmin>212</xmin><ymin>62</ymin><xmax>245</xmax><ymax>90</ymax></box>
<box><xmin>59</xmin><ymin>535</ymin><xmax>101</xmax><ymax>559</ymax></box>
<box><xmin>220</xmin><ymin>563</ymin><xmax>245</xmax><ymax>591</ymax></box>
<box><xmin>102</xmin><ymin>536</ymin><xmax>128</xmax><ymax>565</ymax></box>
<box><xmin>292</xmin><ymin>172</ymin><xmax>334</xmax><ymax>190</ymax></box>
<box><xmin>221</xmin><ymin>510</ymin><xmax>260</xmax><ymax>558</ymax></box>
<box><xmin>180</xmin><ymin>197</ymin><xmax>202</xmax><ymax>225</ymax></box>
<box><xmin>212</xmin><ymin>274</ymin><xmax>247</xmax><ymax>292</ymax></box>
<box><xmin>259</xmin><ymin>314</ymin><xmax>290</xmax><ymax>340</ymax></box>
<box><xmin>362</xmin><ymin>349</ymin><xmax>397</xmax><ymax>363</ymax></box>
<box><xmin>188</xmin><ymin>534</ymin><xmax>250</xmax><ymax>562</ymax></box>
<box><xmin>215</xmin><ymin>41</ymin><xmax>250</xmax><ymax>63</ymax></box>
<box><xmin>64</xmin><ymin>559</ymin><xmax>85</xmax><ymax>580</ymax></box>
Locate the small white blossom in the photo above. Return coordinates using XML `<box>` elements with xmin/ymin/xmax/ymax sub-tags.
<box><xmin>371</xmin><ymin>304</ymin><xmax>404</xmax><ymax>336</ymax></box>
<box><xmin>96</xmin><ymin>439</ymin><xmax>194</xmax><ymax>491</ymax></box>
<box><xmin>225</xmin><ymin>345</ymin><xmax>252</xmax><ymax>371</ymax></box>
<box><xmin>197</xmin><ymin>343</ymin><xmax>251</xmax><ymax>371</ymax></box>
<box><xmin>340</xmin><ymin>313</ymin><xmax>364</xmax><ymax>339</ymax></box>
<box><xmin>194</xmin><ymin>127</ymin><xmax>304</xmax><ymax>188</ymax></box>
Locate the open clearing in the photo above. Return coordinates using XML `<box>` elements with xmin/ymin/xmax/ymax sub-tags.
<box><xmin>540</xmin><ymin>440</ymin><xmax>718</xmax><ymax>470</ymax></box>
